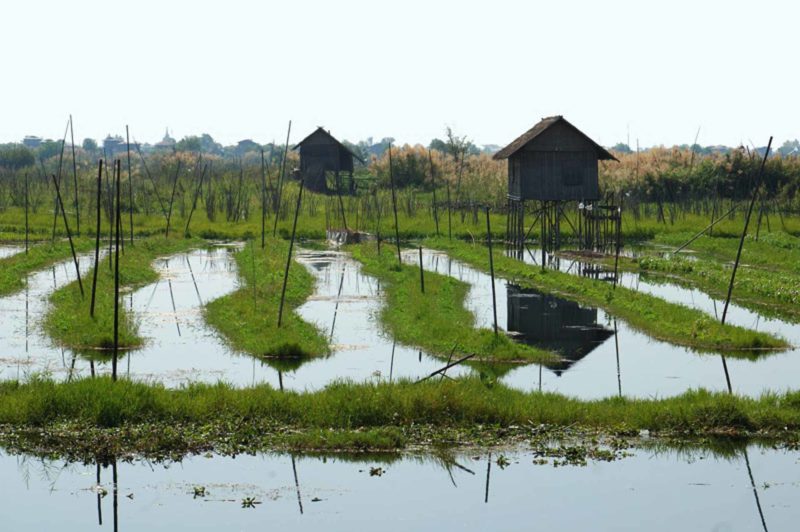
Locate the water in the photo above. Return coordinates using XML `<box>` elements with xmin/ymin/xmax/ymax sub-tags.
<box><xmin>1</xmin><ymin>444</ymin><xmax>796</xmax><ymax>531</ymax></box>
<box><xmin>0</xmin><ymin>245</ymin><xmax>23</xmax><ymax>259</ymax></box>
<box><xmin>0</xmin><ymin>244</ymin><xmax>470</xmax><ymax>389</ymax></box>
<box><xmin>0</xmin><ymin>246</ymin><xmax>266</xmax><ymax>386</ymax></box>
<box><xmin>406</xmin><ymin>247</ymin><xmax>800</xmax><ymax>399</ymax></box>
<box><xmin>287</xmin><ymin>248</ymin><xmax>471</xmax><ymax>389</ymax></box>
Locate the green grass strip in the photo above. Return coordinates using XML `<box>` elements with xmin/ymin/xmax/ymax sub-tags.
<box><xmin>0</xmin><ymin>239</ymin><xmax>94</xmax><ymax>297</ymax></box>
<box><xmin>43</xmin><ymin>237</ymin><xmax>198</xmax><ymax>351</ymax></box>
<box><xmin>2</xmin><ymin>377</ymin><xmax>800</xmax><ymax>437</ymax></box>
<box><xmin>426</xmin><ymin>238</ymin><xmax>788</xmax><ymax>355</ymax></box>
<box><xmin>204</xmin><ymin>238</ymin><xmax>328</xmax><ymax>359</ymax></box>
<box><xmin>350</xmin><ymin>244</ymin><xmax>556</xmax><ymax>364</ymax></box>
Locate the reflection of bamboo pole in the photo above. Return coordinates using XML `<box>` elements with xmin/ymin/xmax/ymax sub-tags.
<box><xmin>112</xmin><ymin>460</ymin><xmax>119</xmax><ymax>532</ymax></box>
<box><xmin>743</xmin><ymin>448</ymin><xmax>769</xmax><ymax>532</ymax></box>
<box><xmin>96</xmin><ymin>463</ymin><xmax>103</xmax><ymax>525</ymax></box>
<box><xmin>291</xmin><ymin>455</ymin><xmax>304</xmax><ymax>515</ymax></box>
<box><xmin>389</xmin><ymin>340</ymin><xmax>396</xmax><ymax>382</ymax></box>
<box><xmin>484</xmin><ymin>452</ymin><xmax>492</xmax><ymax>504</ymax></box>
<box><xmin>329</xmin><ymin>264</ymin><xmax>346</xmax><ymax>341</ymax></box>
<box><xmin>614</xmin><ymin>319</ymin><xmax>622</xmax><ymax>397</ymax></box>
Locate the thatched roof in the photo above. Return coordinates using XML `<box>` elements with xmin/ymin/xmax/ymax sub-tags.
<box><xmin>293</xmin><ymin>127</ymin><xmax>365</xmax><ymax>164</ymax></box>
<box><xmin>493</xmin><ymin>116</ymin><xmax>617</xmax><ymax>161</ymax></box>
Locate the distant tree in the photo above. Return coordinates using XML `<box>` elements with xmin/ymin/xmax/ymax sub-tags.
<box><xmin>82</xmin><ymin>138</ymin><xmax>98</xmax><ymax>153</ymax></box>
<box><xmin>235</xmin><ymin>139</ymin><xmax>261</xmax><ymax>155</ymax></box>
<box><xmin>176</xmin><ymin>136</ymin><xmax>203</xmax><ymax>152</ymax></box>
<box><xmin>199</xmin><ymin>133</ymin><xmax>223</xmax><ymax>155</ymax></box>
<box><xmin>0</xmin><ymin>144</ymin><xmax>35</xmax><ymax>170</ymax></box>
<box><xmin>428</xmin><ymin>138</ymin><xmax>448</xmax><ymax>153</ymax></box>
<box><xmin>611</xmin><ymin>142</ymin><xmax>632</xmax><ymax>154</ymax></box>
<box><xmin>36</xmin><ymin>139</ymin><xmax>63</xmax><ymax>160</ymax></box>
<box><xmin>778</xmin><ymin>139</ymin><xmax>800</xmax><ymax>157</ymax></box>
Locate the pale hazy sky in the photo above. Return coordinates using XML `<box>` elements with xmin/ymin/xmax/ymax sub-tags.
<box><xmin>2</xmin><ymin>0</ymin><xmax>797</xmax><ymax>148</ymax></box>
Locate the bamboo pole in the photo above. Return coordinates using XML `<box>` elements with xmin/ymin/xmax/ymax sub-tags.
<box><xmin>278</xmin><ymin>176</ymin><xmax>304</xmax><ymax>327</ymax></box>
<box><xmin>112</xmin><ymin>160</ymin><xmax>121</xmax><ymax>381</ymax></box>
<box><xmin>485</xmin><ymin>206</ymin><xmax>498</xmax><ymax>336</ymax></box>
<box><xmin>429</xmin><ymin>149</ymin><xmax>440</xmax><ymax>237</ymax></box>
<box><xmin>418</xmin><ymin>246</ymin><xmax>425</xmax><ymax>293</ymax></box>
<box><xmin>184</xmin><ymin>163</ymin><xmax>208</xmax><ymax>236</ymax></box>
<box><xmin>51</xmin><ymin>172</ymin><xmax>84</xmax><ymax>297</ymax></box>
<box><xmin>69</xmin><ymin>115</ymin><xmax>80</xmax><ymax>236</ymax></box>
<box><xmin>126</xmin><ymin>126</ymin><xmax>134</xmax><ymax>245</ymax></box>
<box><xmin>90</xmin><ymin>160</ymin><xmax>103</xmax><ymax>317</ymax></box>
<box><xmin>273</xmin><ymin>120</ymin><xmax>292</xmax><ymax>237</ymax></box>
<box><xmin>165</xmin><ymin>160</ymin><xmax>181</xmax><ymax>237</ymax></box>
<box><xmin>719</xmin><ymin>137</ymin><xmax>773</xmax><ymax>395</ymax></box>
<box><xmin>24</xmin><ymin>172</ymin><xmax>29</xmax><ymax>254</ymax></box>
<box><xmin>388</xmin><ymin>145</ymin><xmax>402</xmax><ymax>265</ymax></box>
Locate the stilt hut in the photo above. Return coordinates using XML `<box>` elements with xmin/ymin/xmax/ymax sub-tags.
<box><xmin>293</xmin><ymin>127</ymin><xmax>364</xmax><ymax>194</ymax></box>
<box><xmin>493</xmin><ymin>116</ymin><xmax>618</xmax><ymax>252</ymax></box>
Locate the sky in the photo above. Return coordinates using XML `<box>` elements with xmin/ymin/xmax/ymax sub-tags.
<box><xmin>2</xmin><ymin>0</ymin><xmax>797</xmax><ymax>149</ymax></box>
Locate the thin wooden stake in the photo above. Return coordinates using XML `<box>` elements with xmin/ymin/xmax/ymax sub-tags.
<box><xmin>429</xmin><ymin>149</ymin><xmax>440</xmax><ymax>237</ymax></box>
<box><xmin>418</xmin><ymin>246</ymin><xmax>425</xmax><ymax>293</ymax></box>
<box><xmin>24</xmin><ymin>172</ymin><xmax>29</xmax><ymax>254</ymax></box>
<box><xmin>51</xmin><ymin>173</ymin><xmax>84</xmax><ymax>297</ymax></box>
<box><xmin>272</xmin><ymin>120</ymin><xmax>292</xmax><ymax>237</ymax></box>
<box><xmin>165</xmin><ymin>160</ymin><xmax>181</xmax><ymax>237</ymax></box>
<box><xmin>720</xmin><ymin>136</ymin><xmax>773</xmax><ymax>395</ymax></box>
<box><xmin>69</xmin><ymin>115</ymin><xmax>80</xmax><ymax>236</ymax></box>
<box><xmin>90</xmin><ymin>160</ymin><xmax>103</xmax><ymax>317</ymax></box>
<box><xmin>486</xmin><ymin>206</ymin><xmax>498</xmax><ymax>336</ymax></box>
<box><xmin>112</xmin><ymin>160</ymin><xmax>121</xmax><ymax>381</ymax></box>
<box><xmin>388</xmin><ymin>145</ymin><xmax>402</xmax><ymax>265</ymax></box>
<box><xmin>278</xmin><ymin>177</ymin><xmax>304</xmax><ymax>327</ymax></box>
<box><xmin>126</xmin><ymin>126</ymin><xmax>134</xmax><ymax>245</ymax></box>
<box><xmin>184</xmin><ymin>163</ymin><xmax>208</xmax><ymax>236</ymax></box>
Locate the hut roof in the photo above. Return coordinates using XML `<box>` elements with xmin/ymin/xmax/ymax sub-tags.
<box><xmin>493</xmin><ymin>116</ymin><xmax>617</xmax><ymax>161</ymax></box>
<box><xmin>293</xmin><ymin>127</ymin><xmax>365</xmax><ymax>164</ymax></box>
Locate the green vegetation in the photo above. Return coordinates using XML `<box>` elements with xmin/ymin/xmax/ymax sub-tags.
<box><xmin>426</xmin><ymin>238</ymin><xmax>788</xmax><ymax>355</ymax></box>
<box><xmin>350</xmin><ymin>244</ymin><xmax>555</xmax><ymax>364</ymax></box>
<box><xmin>656</xmin><ymin>231</ymin><xmax>800</xmax><ymax>275</ymax></box>
<box><xmin>43</xmin><ymin>237</ymin><xmax>198</xmax><ymax>351</ymax></box>
<box><xmin>0</xmin><ymin>240</ymin><xmax>93</xmax><ymax>297</ymax></box>
<box><xmin>2</xmin><ymin>377</ymin><xmax>800</xmax><ymax>446</ymax></box>
<box><xmin>204</xmin><ymin>238</ymin><xmax>328</xmax><ymax>359</ymax></box>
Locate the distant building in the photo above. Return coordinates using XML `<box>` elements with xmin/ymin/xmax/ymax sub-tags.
<box><xmin>103</xmin><ymin>134</ymin><xmax>126</xmax><ymax>155</ymax></box>
<box><xmin>154</xmin><ymin>128</ymin><xmax>176</xmax><ymax>152</ymax></box>
<box><xmin>293</xmin><ymin>127</ymin><xmax>364</xmax><ymax>194</ymax></box>
<box><xmin>22</xmin><ymin>136</ymin><xmax>42</xmax><ymax>149</ymax></box>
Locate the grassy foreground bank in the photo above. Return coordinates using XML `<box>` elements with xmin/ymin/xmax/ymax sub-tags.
<box><xmin>204</xmin><ymin>238</ymin><xmax>328</xmax><ymax>359</ymax></box>
<box><xmin>427</xmin><ymin>238</ymin><xmax>788</xmax><ymax>355</ymax></box>
<box><xmin>350</xmin><ymin>244</ymin><xmax>555</xmax><ymax>364</ymax></box>
<box><xmin>43</xmin><ymin>237</ymin><xmax>198</xmax><ymax>351</ymax></box>
<box><xmin>1</xmin><ymin>377</ymin><xmax>800</xmax><ymax>456</ymax></box>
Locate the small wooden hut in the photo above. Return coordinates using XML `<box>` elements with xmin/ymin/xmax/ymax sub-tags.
<box><xmin>493</xmin><ymin>116</ymin><xmax>618</xmax><ymax>252</ymax></box>
<box><xmin>293</xmin><ymin>127</ymin><xmax>364</xmax><ymax>194</ymax></box>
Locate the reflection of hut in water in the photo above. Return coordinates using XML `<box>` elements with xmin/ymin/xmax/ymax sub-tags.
<box><xmin>506</xmin><ymin>284</ymin><xmax>613</xmax><ymax>375</ymax></box>
<box><xmin>293</xmin><ymin>127</ymin><xmax>364</xmax><ymax>194</ymax></box>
